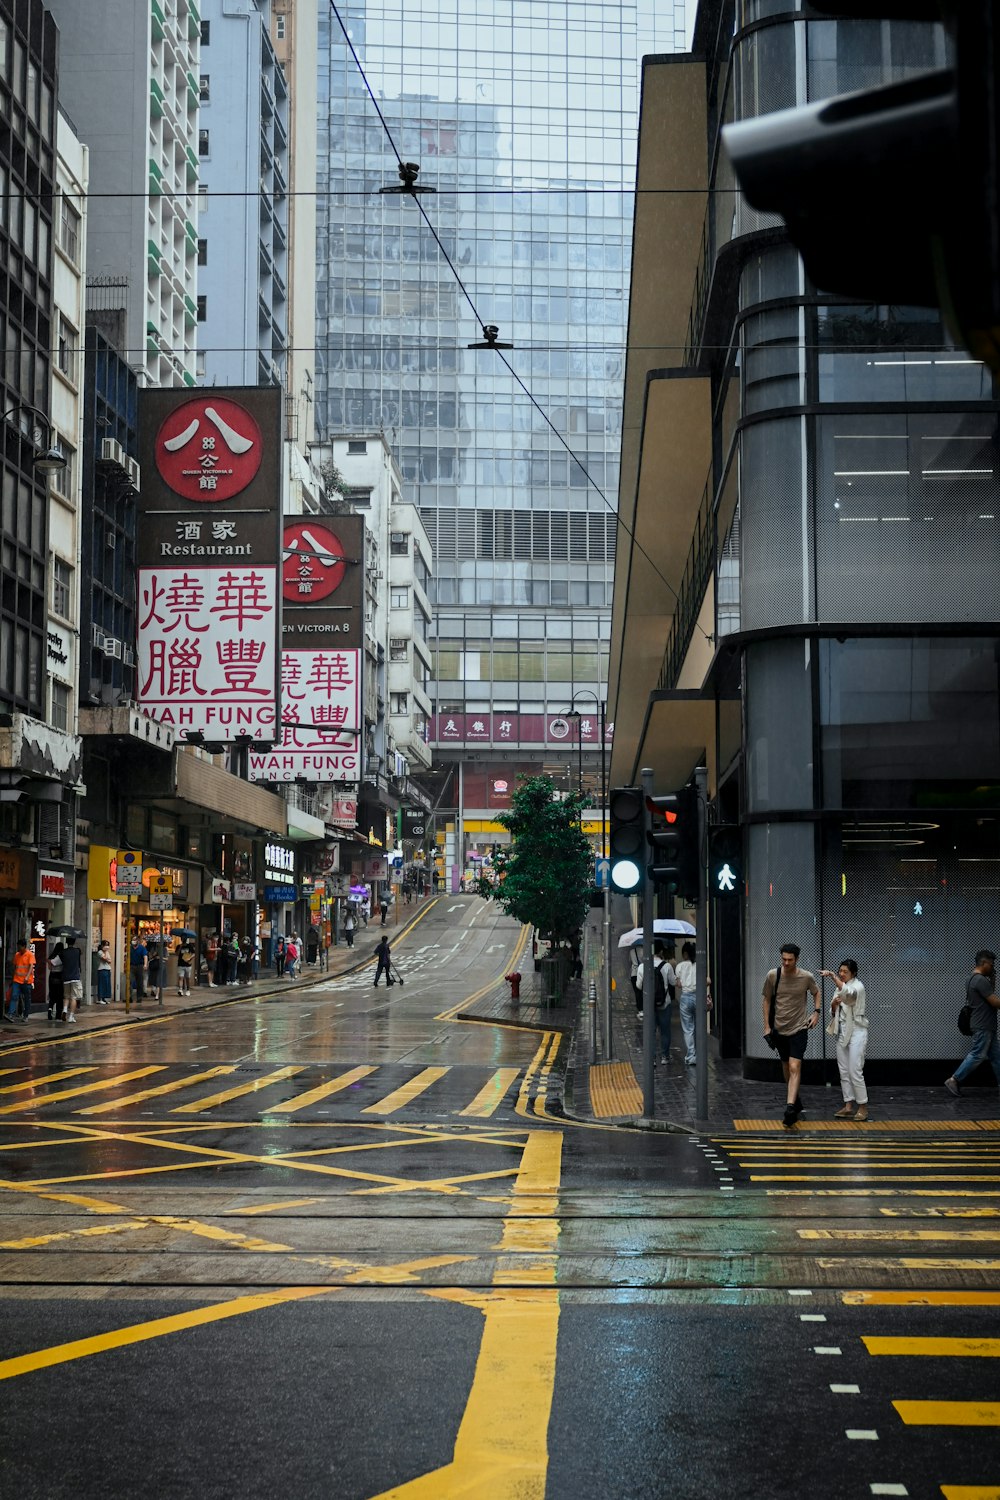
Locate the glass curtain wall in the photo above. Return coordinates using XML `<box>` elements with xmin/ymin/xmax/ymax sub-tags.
<box><xmin>316</xmin><ymin>0</ymin><xmax>688</xmax><ymax>738</ymax></box>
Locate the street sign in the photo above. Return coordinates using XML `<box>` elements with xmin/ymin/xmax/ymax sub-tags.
<box><xmin>149</xmin><ymin>891</ymin><xmax>172</xmax><ymax>911</ymax></box>
<box><xmin>594</xmin><ymin>857</ymin><xmax>611</xmax><ymax>890</ymax></box>
<box><xmin>115</xmin><ymin>850</ymin><xmax>143</xmax><ymax>895</ymax></box>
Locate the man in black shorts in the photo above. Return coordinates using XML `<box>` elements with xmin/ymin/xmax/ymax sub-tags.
<box><xmin>762</xmin><ymin>942</ymin><xmax>821</xmax><ymax>1128</ymax></box>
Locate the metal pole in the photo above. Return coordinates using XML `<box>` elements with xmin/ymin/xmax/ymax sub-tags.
<box><xmin>157</xmin><ymin>908</ymin><xmax>164</xmax><ymax>1004</ymax></box>
<box><xmin>601</xmin><ymin>700</ymin><xmax>611</xmax><ymax>1060</ymax></box>
<box><xmin>694</xmin><ymin>765</ymin><xmax>709</xmax><ymax>1123</ymax></box>
<box><xmin>641</xmin><ymin>765</ymin><xmax>655</xmax><ymax>1118</ymax></box>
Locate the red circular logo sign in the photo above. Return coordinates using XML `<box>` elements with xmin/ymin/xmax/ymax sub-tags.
<box><xmin>154</xmin><ymin>397</ymin><xmax>263</xmax><ymax>502</ymax></box>
<box><xmin>282</xmin><ymin>521</ymin><xmax>348</xmax><ymax>603</ymax></box>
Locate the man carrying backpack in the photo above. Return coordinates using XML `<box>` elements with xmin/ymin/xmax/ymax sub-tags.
<box><xmin>636</xmin><ymin>940</ymin><xmax>676</xmax><ymax>1063</ymax></box>
<box><xmin>945</xmin><ymin>949</ymin><xmax>1000</xmax><ymax>1098</ymax></box>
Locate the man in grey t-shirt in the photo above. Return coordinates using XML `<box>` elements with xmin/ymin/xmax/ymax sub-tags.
<box><xmin>945</xmin><ymin>949</ymin><xmax>1000</xmax><ymax>1097</ymax></box>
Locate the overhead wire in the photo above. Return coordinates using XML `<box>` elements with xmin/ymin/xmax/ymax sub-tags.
<box><xmin>323</xmin><ymin>0</ymin><xmax>713</xmax><ymax>642</ymax></box>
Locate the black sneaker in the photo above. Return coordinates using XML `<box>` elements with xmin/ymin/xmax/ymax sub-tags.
<box><xmin>790</xmin><ymin>1097</ymin><xmax>804</xmax><ymax>1116</ymax></box>
<box><xmin>782</xmin><ymin>1104</ymin><xmax>799</xmax><ymax>1129</ymax></box>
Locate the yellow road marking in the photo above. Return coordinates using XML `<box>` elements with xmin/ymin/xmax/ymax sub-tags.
<box><xmin>362</xmin><ymin>1066</ymin><xmax>449</xmax><ymax>1116</ymax></box>
<box><xmin>800</xmin><ymin>1229</ymin><xmax>1000</xmax><ymax>1242</ymax></box>
<box><xmin>844</xmin><ymin>1291</ymin><xmax>1000</xmax><ymax>1306</ymax></box>
<box><xmin>0</xmin><ymin>1219</ymin><xmax>145</xmax><ymax>1250</ymax></box>
<box><xmin>224</xmin><ymin>1198</ymin><xmax>321</xmax><ymax>1216</ymax></box>
<box><xmin>435</xmin><ymin>924</ymin><xmax>531</xmax><ymax>1022</ymax></box>
<box><xmin>354</xmin><ymin>1168</ymin><xmax>519</xmax><ymax>1196</ymax></box>
<box><xmin>265</xmin><ymin>1066</ymin><xmax>377</xmax><ymax>1113</ymax></box>
<box><xmin>0</xmin><ymin>1068</ymin><xmax>94</xmax><ymax>1096</ymax></box>
<box><xmin>0</xmin><ymin>1067</ymin><xmax>164</xmax><ymax>1114</ymax></box>
<box><xmin>752</xmin><ymin>1174</ymin><xmax>1000</xmax><ymax>1183</ymax></box>
<box><xmin>940</xmin><ymin>1488</ymin><xmax>1000</xmax><ymax>1499</ymax></box>
<box><xmin>865</xmin><ymin>1336</ymin><xmax>1000</xmax><ymax>1357</ymax></box>
<box><xmin>0</xmin><ymin>1286</ymin><xmax>332</xmax><ymax>1382</ymax></box>
<box><xmin>824</xmin><ymin>1257</ymin><xmax>1000</xmax><ymax>1272</ymax></box>
<box><xmin>75</xmin><ymin>1066</ymin><xmax>238</xmax><ymax>1115</ymax></box>
<box><xmin>171</xmin><ymin>1065</ymin><xmax>304</xmax><ymax>1113</ymax></box>
<box><xmin>460</xmin><ymin>1069</ymin><xmax>521</xmax><ymax>1118</ymax></box>
<box><xmin>895</xmin><ymin>1400</ymin><xmax>1000</xmax><ymax>1426</ymax></box>
<box><xmin>770</xmin><ymin>1190</ymin><xmax>1000</xmax><ymax>1198</ymax></box>
<box><xmin>734</xmin><ymin>1119</ymin><xmax>1000</xmax><ymax>1132</ymax></box>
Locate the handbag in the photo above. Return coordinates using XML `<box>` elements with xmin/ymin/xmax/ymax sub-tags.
<box><xmin>959</xmin><ymin>976</ymin><xmax>976</xmax><ymax>1036</ymax></box>
<box><xmin>765</xmin><ymin>967</ymin><xmax>782</xmax><ymax>1049</ymax></box>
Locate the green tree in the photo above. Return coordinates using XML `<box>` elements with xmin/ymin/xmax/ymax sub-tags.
<box><xmin>475</xmin><ymin>775</ymin><xmax>592</xmax><ymax>942</ymax></box>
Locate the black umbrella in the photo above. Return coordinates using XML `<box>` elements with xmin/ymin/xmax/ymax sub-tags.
<box><xmin>48</xmin><ymin>924</ymin><xmax>85</xmax><ymax>939</ymax></box>
<box><xmin>172</xmin><ymin>928</ymin><xmax>198</xmax><ymax>940</ymax></box>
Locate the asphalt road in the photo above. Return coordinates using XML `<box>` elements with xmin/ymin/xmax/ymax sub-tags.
<box><xmin>0</xmin><ymin>896</ymin><xmax>997</xmax><ymax>1498</ymax></box>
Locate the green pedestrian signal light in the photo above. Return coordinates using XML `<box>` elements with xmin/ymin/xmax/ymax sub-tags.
<box><xmin>608</xmin><ymin>785</ymin><xmax>644</xmax><ymax>894</ymax></box>
<box><xmin>709</xmin><ymin>825</ymin><xmax>742</xmax><ymax>901</ymax></box>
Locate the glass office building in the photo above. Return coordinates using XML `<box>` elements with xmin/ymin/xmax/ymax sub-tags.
<box><xmin>316</xmin><ymin>0</ymin><xmax>690</xmax><ymax>806</ymax></box>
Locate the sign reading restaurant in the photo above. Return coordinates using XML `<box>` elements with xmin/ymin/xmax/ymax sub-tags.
<box><xmin>248</xmin><ymin>516</ymin><xmax>363</xmax><ymax>783</ymax></box>
<box><xmin>135</xmin><ymin>389</ymin><xmax>282</xmax><ymax>742</ymax></box>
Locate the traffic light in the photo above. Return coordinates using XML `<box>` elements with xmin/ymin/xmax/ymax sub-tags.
<box><xmin>723</xmin><ymin>4</ymin><xmax>1000</xmax><ymax>372</ymax></box>
<box><xmin>608</xmin><ymin>785</ymin><xmax>644</xmax><ymax>894</ymax></box>
<box><xmin>709</xmin><ymin>825</ymin><xmax>742</xmax><ymax>902</ymax></box>
<box><xmin>646</xmin><ymin>785</ymin><xmax>699</xmax><ymax>900</ymax></box>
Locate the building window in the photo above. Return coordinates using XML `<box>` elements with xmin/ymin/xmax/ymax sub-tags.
<box><xmin>201</xmin><ymin>19</ymin><xmax>210</xmax><ymax>44</ymax></box>
<box><xmin>198</xmin><ymin>129</ymin><xmax>210</xmax><ymax>157</ymax></box>
<box><xmin>389</xmin><ymin>638</ymin><xmax>408</xmax><ymax>661</ymax></box>
<box><xmin>58</xmin><ymin>196</ymin><xmax>80</xmax><ymax>264</ymax></box>
<box><xmin>276</xmin><ymin>15</ymin><xmax>286</xmax><ymax>39</ymax></box>
<box><xmin>199</xmin><ymin>75</ymin><xmax>210</xmax><ymax>102</ymax></box>
<box><xmin>50</xmin><ymin>680</ymin><xmax>70</xmax><ymax>732</ymax></box>
<box><xmin>197</xmin><ymin>237</ymin><xmax>207</xmax><ymax>265</ymax></box>
<box><xmin>56</xmin><ymin>316</ymin><xmax>76</xmax><ymax>379</ymax></box>
<box><xmin>50</xmin><ymin>444</ymin><xmax>75</xmax><ymax>504</ymax></box>
<box><xmin>348</xmin><ymin>440</ymin><xmax>367</xmax><ymax>454</ymax></box>
<box><xmin>51</xmin><ymin>557</ymin><xmax>72</xmax><ymax>618</ymax></box>
<box><xmin>197</xmin><ymin>295</ymin><xmax>207</xmax><ymax>322</ymax></box>
<box><xmin>390</xmin><ymin>692</ymin><xmax>408</xmax><ymax>715</ymax></box>
<box><xmin>390</xmin><ymin>531</ymin><xmax>409</xmax><ymax>555</ymax></box>
<box><xmin>390</xmin><ymin>587</ymin><xmax>408</xmax><ymax>609</ymax></box>
<box><xmin>344</xmin><ymin>486</ymin><xmax>371</xmax><ymax>506</ymax></box>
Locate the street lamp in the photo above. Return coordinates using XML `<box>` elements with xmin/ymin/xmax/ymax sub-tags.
<box><xmin>2</xmin><ymin>402</ymin><xmax>68</xmax><ymax>476</ymax></box>
<box><xmin>567</xmin><ymin>689</ymin><xmax>611</xmax><ymax>1061</ymax></box>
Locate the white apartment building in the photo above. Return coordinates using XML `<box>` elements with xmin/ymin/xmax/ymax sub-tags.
<box><xmin>196</xmin><ymin>0</ymin><xmax>289</xmax><ymax>389</ymax></box>
<box><xmin>47</xmin><ymin>0</ymin><xmax>200</xmax><ymax>388</ymax></box>
<box><xmin>388</xmin><ymin>506</ymin><xmax>433</xmax><ymax>775</ymax></box>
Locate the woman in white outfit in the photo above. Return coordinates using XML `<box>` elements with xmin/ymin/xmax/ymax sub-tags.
<box><xmin>821</xmin><ymin>959</ymin><xmax>869</xmax><ymax>1120</ymax></box>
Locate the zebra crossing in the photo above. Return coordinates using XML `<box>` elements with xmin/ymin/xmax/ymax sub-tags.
<box><xmin>0</xmin><ymin>1061</ymin><xmax>527</xmax><ymax>1121</ymax></box>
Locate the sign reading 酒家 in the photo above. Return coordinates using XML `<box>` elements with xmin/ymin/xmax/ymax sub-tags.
<box><xmin>135</xmin><ymin>389</ymin><xmax>282</xmax><ymax>742</ymax></box>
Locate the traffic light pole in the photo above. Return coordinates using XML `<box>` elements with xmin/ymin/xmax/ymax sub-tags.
<box><xmin>694</xmin><ymin>765</ymin><xmax>709</xmax><ymax>1125</ymax></box>
<box><xmin>640</xmin><ymin>766</ymin><xmax>655</xmax><ymax>1118</ymax></box>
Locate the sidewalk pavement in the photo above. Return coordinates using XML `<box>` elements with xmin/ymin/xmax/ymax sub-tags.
<box><xmin>458</xmin><ymin>900</ymin><xmax>1000</xmax><ymax>1132</ymax></box>
<box><xmin>0</xmin><ymin>899</ymin><xmax>436</xmax><ymax>1050</ymax></box>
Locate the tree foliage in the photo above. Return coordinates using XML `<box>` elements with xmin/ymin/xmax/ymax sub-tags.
<box><xmin>474</xmin><ymin>775</ymin><xmax>592</xmax><ymax>942</ymax></box>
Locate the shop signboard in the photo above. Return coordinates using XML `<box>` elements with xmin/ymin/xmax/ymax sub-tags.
<box><xmin>37</xmin><ymin>869</ymin><xmax>66</xmax><ymax>898</ymax></box>
<box><xmin>210</xmin><ymin>879</ymin><xmax>232</xmax><ymax>903</ymax></box>
<box><xmin>115</xmin><ymin>850</ymin><xmax>143</xmax><ymax>895</ymax></box>
<box><xmin>232</xmin><ymin>882</ymin><xmax>256</xmax><ymax>901</ymax></box>
<box><xmin>401</xmin><ymin>808</ymin><xmax>426</xmax><ymax>839</ymax></box>
<box><xmin>264</xmin><ymin>885</ymin><xmax>294</xmax><ymax>904</ymax></box>
<box><xmin>364</xmin><ymin>857</ymin><xmax>387</xmax><ymax>880</ymax></box>
<box><xmin>428</xmin><ymin>712</ymin><xmax>614</xmax><ymax>748</ymax></box>
<box><xmin>247</xmin><ymin>516</ymin><xmax>363</xmax><ymax>783</ymax></box>
<box><xmin>136</xmin><ymin>388</ymin><xmax>282</xmax><ymax>742</ymax></box>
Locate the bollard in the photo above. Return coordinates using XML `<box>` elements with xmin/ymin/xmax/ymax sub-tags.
<box><xmin>504</xmin><ymin>972</ymin><xmax>522</xmax><ymax>1000</ymax></box>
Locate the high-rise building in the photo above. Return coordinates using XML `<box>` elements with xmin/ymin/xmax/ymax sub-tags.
<box><xmin>47</xmin><ymin>0</ymin><xmax>201</xmax><ymax>388</ymax></box>
<box><xmin>316</xmin><ymin>0</ymin><xmax>689</xmax><ymax>879</ymax></box>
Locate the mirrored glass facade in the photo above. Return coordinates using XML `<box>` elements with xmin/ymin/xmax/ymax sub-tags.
<box><xmin>316</xmin><ymin>0</ymin><xmax>688</xmax><ymax>756</ymax></box>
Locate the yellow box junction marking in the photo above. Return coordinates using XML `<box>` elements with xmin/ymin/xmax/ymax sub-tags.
<box><xmin>845</xmin><ymin>1291</ymin><xmax>1000</xmax><ymax>1307</ymax></box>
<box><xmin>171</xmin><ymin>1065</ymin><xmax>304</xmax><ymax>1113</ymax></box>
<box><xmin>589</xmin><ymin>1061</ymin><xmax>642</xmax><ymax>1119</ymax></box>
<box><xmin>895</xmin><ymin>1400</ymin><xmax>1000</xmax><ymax>1426</ymax></box>
<box><xmin>0</xmin><ymin>1067</ymin><xmax>164</xmax><ymax>1114</ymax></box>
<box><xmin>0</xmin><ymin>1068</ymin><xmax>94</xmax><ymax>1096</ymax></box>
<box><xmin>865</xmin><ymin>1336</ymin><xmax>1000</xmax><ymax>1357</ymax></box>
<box><xmin>265</xmin><ymin>1066</ymin><xmax>377</xmax><ymax>1114</ymax></box>
<box><xmin>940</xmin><ymin>1488</ymin><xmax>1000</xmax><ymax>1499</ymax></box>
<box><xmin>362</xmin><ymin>1067</ymin><xmax>449</xmax><ymax>1116</ymax></box>
<box><xmin>460</xmin><ymin>1068</ymin><xmax>521</xmax><ymax>1118</ymax></box>
<box><xmin>734</xmin><ymin>1119</ymin><xmax>1000</xmax><ymax>1132</ymax></box>
<box><xmin>76</xmin><ymin>1066</ymin><xmax>238</xmax><ymax>1115</ymax></box>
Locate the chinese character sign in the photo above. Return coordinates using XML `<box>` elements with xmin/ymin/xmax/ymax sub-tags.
<box><xmin>138</xmin><ymin>388</ymin><xmax>282</xmax><ymax>742</ymax></box>
<box><xmin>248</xmin><ymin>648</ymin><xmax>361</xmax><ymax>783</ymax></box>
<box><xmin>281</xmin><ymin>515</ymin><xmax>363</xmax><ymax>644</ymax></box>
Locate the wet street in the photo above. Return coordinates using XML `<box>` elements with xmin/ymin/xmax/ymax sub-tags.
<box><xmin>1</xmin><ymin>897</ymin><xmax>998</xmax><ymax>1499</ymax></box>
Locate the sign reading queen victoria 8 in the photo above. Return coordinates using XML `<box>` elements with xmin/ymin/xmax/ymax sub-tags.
<box><xmin>247</xmin><ymin>515</ymin><xmax>364</xmax><ymax>783</ymax></box>
<box><xmin>136</xmin><ymin>390</ymin><xmax>282</xmax><ymax>742</ymax></box>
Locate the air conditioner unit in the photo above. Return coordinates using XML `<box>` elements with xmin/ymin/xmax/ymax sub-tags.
<box><xmin>91</xmin><ymin>624</ymin><xmax>106</xmax><ymax>648</ymax></box>
<box><xmin>99</xmin><ymin>438</ymin><xmax>126</xmax><ymax>471</ymax></box>
<box><xmin>106</xmin><ymin>532</ymin><xmax>116</xmax><ymax>549</ymax></box>
<box><xmin>103</xmin><ymin>638</ymin><xmax>122</xmax><ymax>660</ymax></box>
<box><xmin>123</xmin><ymin>645</ymin><xmax>135</xmax><ymax>666</ymax></box>
<box><xmin>390</xmin><ymin>532</ymin><xmax>406</xmax><ymax>544</ymax></box>
<box><xmin>125</xmin><ymin>456</ymin><xmax>141</xmax><ymax>489</ymax></box>
<box><xmin>389</xmin><ymin>638</ymin><xmax>407</xmax><ymax>650</ymax></box>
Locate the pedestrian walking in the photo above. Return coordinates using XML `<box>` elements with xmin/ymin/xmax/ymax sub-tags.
<box><xmin>48</xmin><ymin>940</ymin><xmax>65</xmax><ymax>1022</ymax></box>
<box><xmin>275</xmin><ymin>935</ymin><xmax>286</xmax><ymax>977</ymax></box>
<box><xmin>820</xmin><ymin>959</ymin><xmax>869</xmax><ymax>1119</ymax></box>
<box><xmin>95</xmin><ymin>940</ymin><xmax>112</xmax><ymax>1005</ymax></box>
<box><xmin>344</xmin><ymin>911</ymin><xmax>356</xmax><ymax>948</ymax></box>
<box><xmin>379</xmin><ymin>899</ymin><xmax>389</xmax><ymax>926</ymax></box>
<box><xmin>177</xmin><ymin>939</ymin><xmax>195</xmax><ymax>995</ymax></box>
<box><xmin>226</xmin><ymin>932</ymin><xmax>242</xmax><ymax>985</ymax></box>
<box><xmin>285</xmin><ymin>935</ymin><xmax>299</xmax><ymax>979</ymax></box>
<box><xmin>762</xmin><ymin>943</ymin><xmax>821</xmax><ymax>1128</ymax></box>
<box><xmin>60</xmin><ymin>935</ymin><xmax>83</xmax><ymax>1024</ymax></box>
<box><xmin>5</xmin><ymin>937</ymin><xmax>35</xmax><ymax>1024</ymax></box>
<box><xmin>373</xmin><ymin>935</ymin><xmax>393</xmax><ymax>987</ymax></box>
<box><xmin>129</xmin><ymin>935</ymin><xmax>148</xmax><ymax>1003</ymax></box>
<box><xmin>945</xmin><ymin>949</ymin><xmax>1000</xmax><ymax>1097</ymax></box>
<box><xmin>675</xmin><ymin>941</ymin><xmax>712</xmax><ymax>1066</ymax></box>
<box><xmin>636</xmin><ymin>940</ymin><xmax>675</xmax><ymax>1063</ymax></box>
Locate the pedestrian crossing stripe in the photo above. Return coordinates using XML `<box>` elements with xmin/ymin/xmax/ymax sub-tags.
<box><xmin>733</xmin><ymin>1120</ymin><xmax>1000</xmax><ymax>1132</ymax></box>
<box><xmin>894</xmin><ymin>1400</ymin><xmax>1000</xmax><ymax>1426</ymax></box>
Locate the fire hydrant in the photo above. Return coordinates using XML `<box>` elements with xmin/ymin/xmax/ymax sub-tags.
<box><xmin>505</xmin><ymin>972</ymin><xmax>522</xmax><ymax>1000</ymax></box>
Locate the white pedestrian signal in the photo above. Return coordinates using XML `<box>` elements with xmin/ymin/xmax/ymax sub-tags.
<box><xmin>716</xmin><ymin>863</ymin><xmax>736</xmax><ymax>893</ymax></box>
<box><xmin>914</xmin><ymin>901</ymin><xmax>923</xmax><ymax>917</ymax></box>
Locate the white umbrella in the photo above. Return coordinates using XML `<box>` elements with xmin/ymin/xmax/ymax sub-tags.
<box><xmin>617</xmin><ymin>918</ymin><xmax>696</xmax><ymax>948</ymax></box>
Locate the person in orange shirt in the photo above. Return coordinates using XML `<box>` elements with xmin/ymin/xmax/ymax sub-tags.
<box><xmin>5</xmin><ymin>938</ymin><xmax>35</xmax><ymax>1024</ymax></box>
